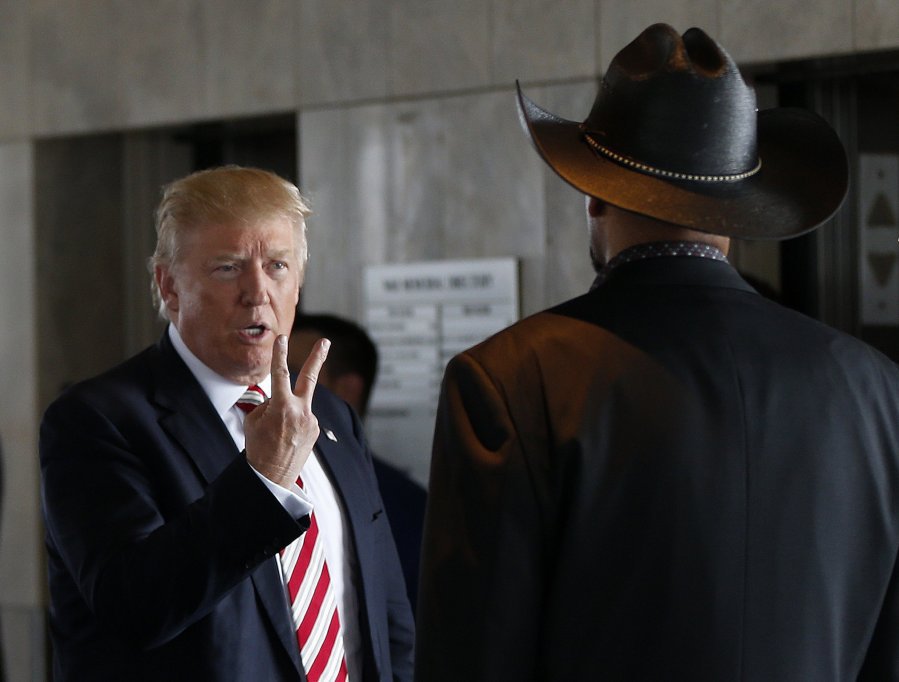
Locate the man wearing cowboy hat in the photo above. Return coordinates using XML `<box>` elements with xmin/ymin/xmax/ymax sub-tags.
<box><xmin>415</xmin><ymin>24</ymin><xmax>899</xmax><ymax>680</ymax></box>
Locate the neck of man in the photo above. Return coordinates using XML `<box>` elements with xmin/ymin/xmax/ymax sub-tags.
<box><xmin>602</xmin><ymin>205</ymin><xmax>731</xmax><ymax>264</ymax></box>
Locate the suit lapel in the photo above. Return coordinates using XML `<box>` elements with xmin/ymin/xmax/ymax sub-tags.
<box><xmin>313</xmin><ymin>402</ymin><xmax>384</xmax><ymax>676</ymax></box>
<box><xmin>314</xmin><ymin>414</ymin><xmax>376</xmax><ymax>555</ymax></box>
<box><xmin>151</xmin><ymin>332</ymin><xmax>241</xmax><ymax>483</ymax></box>
<box><xmin>250</xmin><ymin>560</ymin><xmax>306</xmax><ymax>676</ymax></box>
<box><xmin>150</xmin><ymin>332</ymin><xmax>306</xmax><ymax>676</ymax></box>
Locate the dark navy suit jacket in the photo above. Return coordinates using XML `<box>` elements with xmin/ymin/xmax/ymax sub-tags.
<box><xmin>371</xmin><ymin>457</ymin><xmax>426</xmax><ymax>614</ymax></box>
<box><xmin>41</xmin><ymin>331</ymin><xmax>414</xmax><ymax>681</ymax></box>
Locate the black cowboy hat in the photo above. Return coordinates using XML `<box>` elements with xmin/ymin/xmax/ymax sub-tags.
<box><xmin>516</xmin><ymin>23</ymin><xmax>849</xmax><ymax>239</ymax></box>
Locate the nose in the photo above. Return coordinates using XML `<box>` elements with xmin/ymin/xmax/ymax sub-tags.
<box><xmin>240</xmin><ymin>265</ymin><xmax>270</xmax><ymax>306</ymax></box>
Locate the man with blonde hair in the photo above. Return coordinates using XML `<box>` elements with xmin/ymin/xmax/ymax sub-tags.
<box><xmin>41</xmin><ymin>166</ymin><xmax>414</xmax><ymax>681</ymax></box>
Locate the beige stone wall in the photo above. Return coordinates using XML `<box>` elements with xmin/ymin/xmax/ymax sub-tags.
<box><xmin>2</xmin><ymin>1</ymin><xmax>896</xmax><ymax>678</ymax></box>
<box><xmin>4</xmin><ymin>0</ymin><xmax>897</xmax><ymax>142</ymax></box>
<box><xmin>0</xmin><ymin>141</ymin><xmax>40</xmax><ymax>681</ymax></box>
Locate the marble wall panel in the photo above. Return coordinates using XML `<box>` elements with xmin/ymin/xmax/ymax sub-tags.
<box><xmin>855</xmin><ymin>0</ymin><xmax>899</xmax><ymax>51</ymax></box>
<box><xmin>385</xmin><ymin>99</ymin><xmax>451</xmax><ymax>262</ymax></box>
<box><xmin>529</xmin><ymin>80</ymin><xmax>601</xmax><ymax>312</ymax></box>
<box><xmin>0</xmin><ymin>0</ymin><xmax>29</xmax><ymax>140</ymax></box>
<box><xmin>298</xmin><ymin>0</ymin><xmax>390</xmax><ymax>106</ymax></box>
<box><xmin>491</xmin><ymin>0</ymin><xmax>596</xmax><ymax>85</ymax></box>
<box><xmin>118</xmin><ymin>0</ymin><xmax>206</xmax><ymax>127</ymax></box>
<box><xmin>299</xmin><ymin>90</ymin><xmax>550</xmax><ymax>321</ymax></box>
<box><xmin>299</xmin><ymin>103</ymin><xmax>393</xmax><ymax>322</ymax></box>
<box><xmin>444</xmin><ymin>88</ymin><xmax>548</xmax><ymax>313</ymax></box>
<box><xmin>30</xmin><ymin>0</ymin><xmax>125</xmax><ymax>135</ymax></box>
<box><xmin>389</xmin><ymin>0</ymin><xmax>491</xmax><ymax>96</ymax></box>
<box><xmin>720</xmin><ymin>0</ymin><xmax>853</xmax><ymax>64</ymax></box>
<box><xmin>203</xmin><ymin>0</ymin><xmax>297</xmax><ymax>118</ymax></box>
<box><xmin>442</xmin><ymin>90</ymin><xmax>545</xmax><ymax>283</ymax></box>
<box><xmin>596</xmin><ymin>0</ymin><xmax>720</xmax><ymax>70</ymax></box>
<box><xmin>0</xmin><ymin>143</ymin><xmax>40</xmax><ymax>609</ymax></box>
<box><xmin>121</xmin><ymin>132</ymin><xmax>191</xmax><ymax>356</ymax></box>
<box><xmin>35</xmin><ymin>135</ymin><xmax>127</xmax><ymax>412</ymax></box>
<box><xmin>1</xmin><ymin>606</ymin><xmax>46</xmax><ymax>681</ymax></box>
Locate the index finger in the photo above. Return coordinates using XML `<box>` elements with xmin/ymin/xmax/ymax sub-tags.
<box><xmin>294</xmin><ymin>337</ymin><xmax>331</xmax><ymax>402</ymax></box>
<box><xmin>269</xmin><ymin>334</ymin><xmax>293</xmax><ymax>401</ymax></box>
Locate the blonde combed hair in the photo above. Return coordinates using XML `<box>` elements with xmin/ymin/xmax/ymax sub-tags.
<box><xmin>148</xmin><ymin>165</ymin><xmax>311</xmax><ymax>320</ymax></box>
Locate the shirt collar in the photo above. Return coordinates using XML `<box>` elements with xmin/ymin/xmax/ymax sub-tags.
<box><xmin>591</xmin><ymin>240</ymin><xmax>729</xmax><ymax>290</ymax></box>
<box><xmin>167</xmin><ymin>324</ymin><xmax>272</xmax><ymax>420</ymax></box>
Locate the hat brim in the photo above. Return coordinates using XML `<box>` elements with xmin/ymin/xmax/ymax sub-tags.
<box><xmin>516</xmin><ymin>83</ymin><xmax>849</xmax><ymax>240</ymax></box>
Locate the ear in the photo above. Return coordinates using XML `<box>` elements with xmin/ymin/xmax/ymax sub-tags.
<box><xmin>155</xmin><ymin>264</ymin><xmax>179</xmax><ymax>314</ymax></box>
<box><xmin>331</xmin><ymin>373</ymin><xmax>366</xmax><ymax>415</ymax></box>
<box><xmin>587</xmin><ymin>195</ymin><xmax>606</xmax><ymax>218</ymax></box>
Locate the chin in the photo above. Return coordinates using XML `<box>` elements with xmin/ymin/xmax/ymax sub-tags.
<box><xmin>233</xmin><ymin>351</ymin><xmax>272</xmax><ymax>378</ymax></box>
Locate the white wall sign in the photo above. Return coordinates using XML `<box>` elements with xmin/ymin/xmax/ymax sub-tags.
<box><xmin>364</xmin><ymin>258</ymin><xmax>519</xmax><ymax>485</ymax></box>
<box><xmin>858</xmin><ymin>154</ymin><xmax>899</xmax><ymax>325</ymax></box>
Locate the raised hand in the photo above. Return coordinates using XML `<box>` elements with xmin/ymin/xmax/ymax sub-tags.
<box><xmin>244</xmin><ymin>334</ymin><xmax>330</xmax><ymax>487</ymax></box>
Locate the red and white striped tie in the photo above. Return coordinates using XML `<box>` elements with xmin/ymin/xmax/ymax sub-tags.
<box><xmin>280</xmin><ymin>476</ymin><xmax>349</xmax><ymax>682</ymax></box>
<box><xmin>236</xmin><ymin>385</ymin><xmax>266</xmax><ymax>413</ymax></box>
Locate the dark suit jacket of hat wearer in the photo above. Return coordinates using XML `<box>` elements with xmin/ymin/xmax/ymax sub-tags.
<box><xmin>416</xmin><ymin>256</ymin><xmax>899</xmax><ymax>681</ymax></box>
<box><xmin>40</xmin><ymin>331</ymin><xmax>414</xmax><ymax>681</ymax></box>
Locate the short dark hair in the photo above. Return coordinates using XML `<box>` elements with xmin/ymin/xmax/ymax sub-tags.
<box><xmin>292</xmin><ymin>312</ymin><xmax>379</xmax><ymax>416</ymax></box>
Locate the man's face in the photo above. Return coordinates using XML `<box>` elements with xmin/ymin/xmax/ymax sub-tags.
<box><xmin>156</xmin><ymin>216</ymin><xmax>303</xmax><ymax>385</ymax></box>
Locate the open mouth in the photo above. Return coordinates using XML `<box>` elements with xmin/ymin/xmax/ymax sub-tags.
<box><xmin>242</xmin><ymin>324</ymin><xmax>268</xmax><ymax>337</ymax></box>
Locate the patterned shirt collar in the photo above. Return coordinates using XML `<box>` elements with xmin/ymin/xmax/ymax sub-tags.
<box><xmin>590</xmin><ymin>240</ymin><xmax>729</xmax><ymax>290</ymax></box>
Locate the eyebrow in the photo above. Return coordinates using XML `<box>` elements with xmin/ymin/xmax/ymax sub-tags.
<box><xmin>207</xmin><ymin>249</ymin><xmax>295</xmax><ymax>263</ymax></box>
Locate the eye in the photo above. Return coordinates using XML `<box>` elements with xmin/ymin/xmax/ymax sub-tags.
<box><xmin>211</xmin><ymin>263</ymin><xmax>240</xmax><ymax>278</ymax></box>
<box><xmin>271</xmin><ymin>261</ymin><xmax>288</xmax><ymax>271</ymax></box>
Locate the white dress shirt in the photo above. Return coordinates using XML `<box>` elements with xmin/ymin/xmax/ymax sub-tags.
<box><xmin>168</xmin><ymin>325</ymin><xmax>362</xmax><ymax>679</ymax></box>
